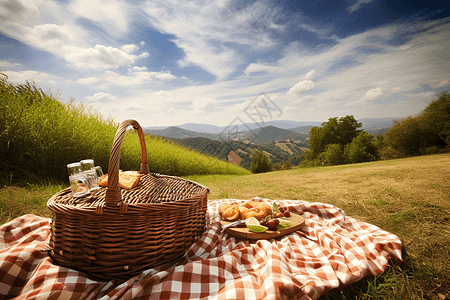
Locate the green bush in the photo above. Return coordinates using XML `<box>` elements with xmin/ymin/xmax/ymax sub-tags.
<box><xmin>302</xmin><ymin>115</ymin><xmax>380</xmax><ymax>166</ymax></box>
<box><xmin>316</xmin><ymin>143</ymin><xmax>347</xmax><ymax>166</ymax></box>
<box><xmin>379</xmin><ymin>146</ymin><xmax>406</xmax><ymax>160</ymax></box>
<box><xmin>384</xmin><ymin>92</ymin><xmax>449</xmax><ymax>157</ymax></box>
<box><xmin>421</xmin><ymin>92</ymin><xmax>450</xmax><ymax>147</ymax></box>
<box><xmin>345</xmin><ymin>131</ymin><xmax>379</xmax><ymax>163</ymax></box>
<box><xmin>308</xmin><ymin>115</ymin><xmax>362</xmax><ymax>159</ymax></box>
<box><xmin>250</xmin><ymin>151</ymin><xmax>272</xmax><ymax>173</ymax></box>
<box><xmin>385</xmin><ymin>115</ymin><xmax>439</xmax><ymax>156</ymax></box>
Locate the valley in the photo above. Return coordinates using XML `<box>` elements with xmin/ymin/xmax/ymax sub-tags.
<box><xmin>144</xmin><ymin>118</ymin><xmax>396</xmax><ymax>169</ymax></box>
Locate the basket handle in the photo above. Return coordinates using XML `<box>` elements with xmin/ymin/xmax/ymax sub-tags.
<box><xmin>105</xmin><ymin>119</ymin><xmax>149</xmax><ymax>205</ymax></box>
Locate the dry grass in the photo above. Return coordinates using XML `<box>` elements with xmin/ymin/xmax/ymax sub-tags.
<box><xmin>188</xmin><ymin>153</ymin><xmax>450</xmax><ymax>299</ymax></box>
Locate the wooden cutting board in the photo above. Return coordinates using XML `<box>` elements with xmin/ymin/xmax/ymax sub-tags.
<box><xmin>221</xmin><ymin>213</ymin><xmax>306</xmax><ymax>240</ymax></box>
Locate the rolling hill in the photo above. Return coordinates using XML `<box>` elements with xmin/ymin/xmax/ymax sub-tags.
<box><xmin>170</xmin><ymin>137</ymin><xmax>306</xmax><ymax>169</ymax></box>
<box><xmin>144</xmin><ymin>126</ymin><xmax>218</xmax><ymax>139</ymax></box>
<box><xmin>233</xmin><ymin>125</ymin><xmax>309</xmax><ymax>145</ymax></box>
<box><xmin>144</xmin><ymin>118</ymin><xmax>396</xmax><ymax>142</ymax></box>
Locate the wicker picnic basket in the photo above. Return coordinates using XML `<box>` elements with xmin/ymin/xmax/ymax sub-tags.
<box><xmin>47</xmin><ymin>119</ymin><xmax>209</xmax><ymax>281</ymax></box>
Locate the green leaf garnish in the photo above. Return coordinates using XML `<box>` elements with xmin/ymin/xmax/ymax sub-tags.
<box><xmin>272</xmin><ymin>202</ymin><xmax>280</xmax><ymax>213</ymax></box>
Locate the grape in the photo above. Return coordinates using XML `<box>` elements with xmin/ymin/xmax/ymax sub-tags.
<box><xmin>283</xmin><ymin>211</ymin><xmax>291</xmax><ymax>217</ymax></box>
<box><xmin>276</xmin><ymin>212</ymin><xmax>284</xmax><ymax>218</ymax></box>
<box><xmin>266</xmin><ymin>219</ymin><xmax>278</xmax><ymax>230</ymax></box>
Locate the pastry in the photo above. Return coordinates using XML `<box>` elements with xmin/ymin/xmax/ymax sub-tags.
<box><xmin>220</xmin><ymin>203</ymin><xmax>240</xmax><ymax>221</ymax></box>
<box><xmin>98</xmin><ymin>170</ymin><xmax>140</xmax><ymax>189</ymax></box>
<box><xmin>239</xmin><ymin>201</ymin><xmax>272</xmax><ymax>220</ymax></box>
<box><xmin>118</xmin><ymin>171</ymin><xmax>140</xmax><ymax>189</ymax></box>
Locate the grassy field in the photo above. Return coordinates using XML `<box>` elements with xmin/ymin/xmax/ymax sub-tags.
<box><xmin>1</xmin><ymin>153</ymin><xmax>449</xmax><ymax>299</ymax></box>
<box><xmin>190</xmin><ymin>153</ymin><xmax>450</xmax><ymax>299</ymax></box>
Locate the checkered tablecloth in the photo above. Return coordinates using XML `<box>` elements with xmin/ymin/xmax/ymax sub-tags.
<box><xmin>0</xmin><ymin>198</ymin><xmax>402</xmax><ymax>300</ymax></box>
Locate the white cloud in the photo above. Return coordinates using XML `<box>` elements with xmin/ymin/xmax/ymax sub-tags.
<box><xmin>0</xmin><ymin>60</ymin><xmax>21</xmax><ymax>69</ymax></box>
<box><xmin>345</xmin><ymin>87</ymin><xmax>385</xmax><ymax>107</ymax></box>
<box><xmin>435</xmin><ymin>80</ymin><xmax>449</xmax><ymax>88</ymax></box>
<box><xmin>98</xmin><ymin>68</ymin><xmax>175</xmax><ymax>87</ymax></box>
<box><xmin>192</xmin><ymin>97</ymin><xmax>217</xmax><ymax>112</ymax></box>
<box><xmin>362</xmin><ymin>87</ymin><xmax>384</xmax><ymax>100</ymax></box>
<box><xmin>0</xmin><ymin>0</ymin><xmax>149</xmax><ymax>72</ymax></box>
<box><xmin>152</xmin><ymin>90</ymin><xmax>175</xmax><ymax>99</ymax></box>
<box><xmin>32</xmin><ymin>23</ymin><xmax>72</xmax><ymax>42</ymax></box>
<box><xmin>154</xmin><ymin>73</ymin><xmax>176</xmax><ymax>81</ymax></box>
<box><xmin>287</xmin><ymin>80</ymin><xmax>315</xmax><ymax>95</ymax></box>
<box><xmin>85</xmin><ymin>92</ymin><xmax>117</xmax><ymax>103</ymax></box>
<box><xmin>299</xmin><ymin>24</ymin><xmax>338</xmax><ymax>41</ymax></box>
<box><xmin>275</xmin><ymin>21</ymin><xmax>450</xmax><ymax>113</ymax></box>
<box><xmin>121</xmin><ymin>44</ymin><xmax>139</xmax><ymax>54</ymax></box>
<box><xmin>76</xmin><ymin>77</ymin><xmax>101</xmax><ymax>85</ymax></box>
<box><xmin>3</xmin><ymin>70</ymin><xmax>60</xmax><ymax>85</ymax></box>
<box><xmin>244</xmin><ymin>63</ymin><xmax>275</xmax><ymax>75</ymax></box>
<box><xmin>64</xmin><ymin>44</ymin><xmax>148</xmax><ymax>70</ymax></box>
<box><xmin>124</xmin><ymin>104</ymin><xmax>146</xmax><ymax>111</ymax></box>
<box><xmin>288</xmin><ymin>95</ymin><xmax>317</xmax><ymax>105</ymax></box>
<box><xmin>142</xmin><ymin>0</ymin><xmax>284</xmax><ymax>79</ymax></box>
<box><xmin>304</xmin><ymin>70</ymin><xmax>317</xmax><ymax>80</ymax></box>
<box><xmin>24</xmin><ymin>23</ymin><xmax>73</xmax><ymax>49</ymax></box>
<box><xmin>347</xmin><ymin>0</ymin><xmax>373</xmax><ymax>13</ymax></box>
<box><xmin>68</xmin><ymin>0</ymin><xmax>129</xmax><ymax>36</ymax></box>
<box><xmin>117</xmin><ymin>19</ymin><xmax>449</xmax><ymax>125</ymax></box>
<box><xmin>0</xmin><ymin>0</ymin><xmax>39</xmax><ymax>22</ymax></box>
<box><xmin>405</xmin><ymin>91</ymin><xmax>437</xmax><ymax>100</ymax></box>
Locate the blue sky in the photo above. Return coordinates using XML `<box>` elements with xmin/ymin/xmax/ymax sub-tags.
<box><xmin>1</xmin><ymin>0</ymin><xmax>449</xmax><ymax>127</ymax></box>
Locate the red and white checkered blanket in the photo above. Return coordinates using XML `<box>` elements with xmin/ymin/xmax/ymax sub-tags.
<box><xmin>0</xmin><ymin>198</ymin><xmax>402</xmax><ymax>300</ymax></box>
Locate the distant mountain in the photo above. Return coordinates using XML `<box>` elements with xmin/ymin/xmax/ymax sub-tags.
<box><xmin>359</xmin><ymin>118</ymin><xmax>397</xmax><ymax>130</ymax></box>
<box><xmin>177</xmin><ymin>123</ymin><xmax>223</xmax><ymax>133</ymax></box>
<box><xmin>258</xmin><ymin>120</ymin><xmax>321</xmax><ymax>129</ymax></box>
<box><xmin>289</xmin><ymin>125</ymin><xmax>315</xmax><ymax>134</ymax></box>
<box><xmin>145</xmin><ymin>126</ymin><xmax>217</xmax><ymax>139</ymax></box>
<box><xmin>366</xmin><ymin>128</ymin><xmax>391</xmax><ymax>136</ymax></box>
<box><xmin>143</xmin><ymin>118</ymin><xmax>397</xmax><ymax>134</ymax></box>
<box><xmin>144</xmin><ymin>120</ymin><xmax>323</xmax><ymax>134</ymax></box>
<box><xmin>144</xmin><ymin>117</ymin><xmax>398</xmax><ymax>141</ymax></box>
<box><xmin>235</xmin><ymin>126</ymin><xmax>310</xmax><ymax>145</ymax></box>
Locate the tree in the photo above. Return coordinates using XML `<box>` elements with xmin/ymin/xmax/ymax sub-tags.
<box><xmin>421</xmin><ymin>92</ymin><xmax>450</xmax><ymax>147</ymax></box>
<box><xmin>316</xmin><ymin>144</ymin><xmax>346</xmax><ymax>166</ymax></box>
<box><xmin>308</xmin><ymin>115</ymin><xmax>362</xmax><ymax>159</ymax></box>
<box><xmin>384</xmin><ymin>115</ymin><xmax>440</xmax><ymax>156</ymax></box>
<box><xmin>345</xmin><ymin>131</ymin><xmax>379</xmax><ymax>163</ymax></box>
<box><xmin>384</xmin><ymin>92</ymin><xmax>450</xmax><ymax>156</ymax></box>
<box><xmin>250</xmin><ymin>151</ymin><xmax>272</xmax><ymax>173</ymax></box>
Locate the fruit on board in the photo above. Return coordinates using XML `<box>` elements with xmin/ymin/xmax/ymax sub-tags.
<box><xmin>266</xmin><ymin>219</ymin><xmax>279</xmax><ymax>231</ymax></box>
<box><xmin>277</xmin><ymin>218</ymin><xmax>291</xmax><ymax>227</ymax></box>
<box><xmin>245</xmin><ymin>217</ymin><xmax>268</xmax><ymax>233</ymax></box>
